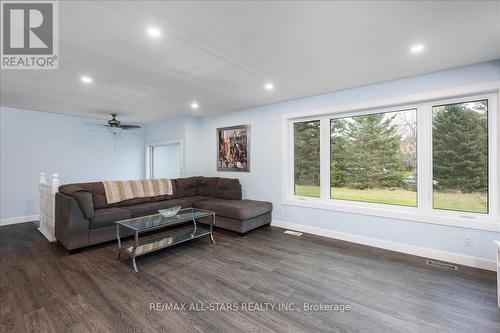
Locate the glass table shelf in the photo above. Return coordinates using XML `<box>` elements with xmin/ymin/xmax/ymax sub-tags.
<box><xmin>116</xmin><ymin>208</ymin><xmax>215</xmax><ymax>272</ymax></box>
<box><xmin>121</xmin><ymin>224</ymin><xmax>211</xmax><ymax>256</ymax></box>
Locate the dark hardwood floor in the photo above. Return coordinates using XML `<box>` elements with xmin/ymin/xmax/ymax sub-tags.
<box><xmin>1</xmin><ymin>222</ymin><xmax>499</xmax><ymax>333</ymax></box>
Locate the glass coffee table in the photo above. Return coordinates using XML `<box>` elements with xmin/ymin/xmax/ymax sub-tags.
<box><xmin>116</xmin><ymin>208</ymin><xmax>215</xmax><ymax>272</ymax></box>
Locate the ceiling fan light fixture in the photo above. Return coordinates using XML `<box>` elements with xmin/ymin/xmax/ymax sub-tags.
<box><xmin>109</xmin><ymin>126</ymin><xmax>122</xmax><ymax>135</ymax></box>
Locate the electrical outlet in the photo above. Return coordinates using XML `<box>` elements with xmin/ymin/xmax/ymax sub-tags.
<box><xmin>279</xmin><ymin>206</ymin><xmax>285</xmax><ymax>214</ymax></box>
<box><xmin>464</xmin><ymin>238</ymin><xmax>473</xmax><ymax>247</ymax></box>
<box><xmin>8</xmin><ymin>158</ymin><xmax>19</xmax><ymax>168</ymax></box>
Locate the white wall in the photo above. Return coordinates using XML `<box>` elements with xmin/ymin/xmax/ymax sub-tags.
<box><xmin>192</xmin><ymin>60</ymin><xmax>500</xmax><ymax>264</ymax></box>
<box><xmin>0</xmin><ymin>107</ymin><xmax>145</xmax><ymax>222</ymax></box>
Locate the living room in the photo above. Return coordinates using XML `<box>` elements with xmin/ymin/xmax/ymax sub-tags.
<box><xmin>1</xmin><ymin>1</ymin><xmax>500</xmax><ymax>332</ymax></box>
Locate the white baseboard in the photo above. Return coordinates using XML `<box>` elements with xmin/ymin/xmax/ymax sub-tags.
<box><xmin>0</xmin><ymin>215</ymin><xmax>39</xmax><ymax>226</ymax></box>
<box><xmin>272</xmin><ymin>219</ymin><xmax>496</xmax><ymax>271</ymax></box>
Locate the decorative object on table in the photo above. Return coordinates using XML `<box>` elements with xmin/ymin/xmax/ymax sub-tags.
<box><xmin>158</xmin><ymin>206</ymin><xmax>181</xmax><ymax>218</ymax></box>
<box><xmin>217</xmin><ymin>125</ymin><xmax>250</xmax><ymax>172</ymax></box>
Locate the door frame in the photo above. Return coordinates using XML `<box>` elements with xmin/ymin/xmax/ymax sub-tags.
<box><xmin>145</xmin><ymin>139</ymin><xmax>184</xmax><ymax>179</ymax></box>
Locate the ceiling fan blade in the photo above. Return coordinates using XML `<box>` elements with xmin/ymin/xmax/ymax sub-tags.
<box><xmin>86</xmin><ymin>122</ymin><xmax>107</xmax><ymax>127</ymax></box>
<box><xmin>120</xmin><ymin>125</ymin><xmax>142</xmax><ymax>129</ymax></box>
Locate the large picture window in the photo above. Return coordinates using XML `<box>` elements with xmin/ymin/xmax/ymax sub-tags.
<box><xmin>285</xmin><ymin>90</ymin><xmax>498</xmax><ymax>231</ymax></box>
<box><xmin>432</xmin><ymin>100</ymin><xmax>488</xmax><ymax>213</ymax></box>
<box><xmin>330</xmin><ymin>109</ymin><xmax>417</xmax><ymax>206</ymax></box>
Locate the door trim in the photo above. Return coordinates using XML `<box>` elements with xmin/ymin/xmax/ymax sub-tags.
<box><xmin>145</xmin><ymin>139</ymin><xmax>184</xmax><ymax>179</ymax></box>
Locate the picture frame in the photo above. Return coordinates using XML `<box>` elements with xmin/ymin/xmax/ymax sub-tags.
<box><xmin>217</xmin><ymin>125</ymin><xmax>250</xmax><ymax>172</ymax></box>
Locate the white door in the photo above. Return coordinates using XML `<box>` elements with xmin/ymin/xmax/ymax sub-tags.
<box><xmin>151</xmin><ymin>143</ymin><xmax>181</xmax><ymax>178</ymax></box>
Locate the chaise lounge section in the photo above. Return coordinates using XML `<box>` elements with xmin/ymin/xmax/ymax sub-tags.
<box><xmin>55</xmin><ymin>176</ymin><xmax>272</xmax><ymax>251</ymax></box>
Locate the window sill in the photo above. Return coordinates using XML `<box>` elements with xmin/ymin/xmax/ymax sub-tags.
<box><xmin>282</xmin><ymin>199</ymin><xmax>500</xmax><ymax>232</ymax></box>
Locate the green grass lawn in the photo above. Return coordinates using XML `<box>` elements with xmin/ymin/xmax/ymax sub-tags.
<box><xmin>294</xmin><ymin>185</ymin><xmax>487</xmax><ymax>213</ymax></box>
<box><xmin>433</xmin><ymin>191</ymin><xmax>487</xmax><ymax>214</ymax></box>
<box><xmin>332</xmin><ymin>187</ymin><xmax>417</xmax><ymax>206</ymax></box>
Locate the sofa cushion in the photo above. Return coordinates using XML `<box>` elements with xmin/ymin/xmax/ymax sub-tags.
<box><xmin>60</xmin><ymin>182</ymin><xmax>108</xmax><ymax>209</ymax></box>
<box><xmin>58</xmin><ymin>185</ymin><xmax>95</xmax><ymax>219</ymax></box>
<box><xmin>109</xmin><ymin>197</ymin><xmax>152</xmax><ymax>207</ymax></box>
<box><xmin>150</xmin><ymin>194</ymin><xmax>175</xmax><ymax>202</ymax></box>
<box><xmin>124</xmin><ymin>199</ymin><xmax>190</xmax><ymax>218</ymax></box>
<box><xmin>181</xmin><ymin>196</ymin><xmax>212</xmax><ymax>207</ymax></box>
<box><xmin>197</xmin><ymin>177</ymin><xmax>219</xmax><ymax>197</ymax></box>
<box><xmin>194</xmin><ymin>199</ymin><xmax>272</xmax><ymax>220</ymax></box>
<box><xmin>90</xmin><ymin>208</ymin><xmax>132</xmax><ymax>229</ymax></box>
<box><xmin>215</xmin><ymin>178</ymin><xmax>241</xmax><ymax>200</ymax></box>
<box><xmin>72</xmin><ymin>190</ymin><xmax>95</xmax><ymax>219</ymax></box>
<box><xmin>175</xmin><ymin>177</ymin><xmax>199</xmax><ymax>198</ymax></box>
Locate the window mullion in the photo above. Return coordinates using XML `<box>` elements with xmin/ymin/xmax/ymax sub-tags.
<box><xmin>288</xmin><ymin>121</ymin><xmax>295</xmax><ymax>199</ymax></box>
<box><xmin>418</xmin><ymin>104</ymin><xmax>433</xmax><ymax>212</ymax></box>
<box><xmin>320</xmin><ymin>117</ymin><xmax>330</xmax><ymax>200</ymax></box>
<box><xmin>488</xmin><ymin>94</ymin><xmax>498</xmax><ymax>218</ymax></box>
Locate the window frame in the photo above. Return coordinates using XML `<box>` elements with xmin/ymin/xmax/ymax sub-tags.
<box><xmin>288</xmin><ymin>115</ymin><xmax>323</xmax><ymax>202</ymax></box>
<box><xmin>282</xmin><ymin>83</ymin><xmax>500</xmax><ymax>232</ymax></box>
<box><xmin>429</xmin><ymin>95</ymin><xmax>493</xmax><ymax>216</ymax></box>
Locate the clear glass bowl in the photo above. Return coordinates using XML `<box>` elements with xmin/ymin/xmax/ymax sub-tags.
<box><xmin>158</xmin><ymin>206</ymin><xmax>182</xmax><ymax>218</ymax></box>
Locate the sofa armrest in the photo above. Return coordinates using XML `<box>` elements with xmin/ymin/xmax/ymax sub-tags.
<box><xmin>55</xmin><ymin>192</ymin><xmax>90</xmax><ymax>251</ymax></box>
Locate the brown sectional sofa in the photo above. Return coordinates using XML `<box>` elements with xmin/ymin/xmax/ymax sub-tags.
<box><xmin>55</xmin><ymin>177</ymin><xmax>272</xmax><ymax>251</ymax></box>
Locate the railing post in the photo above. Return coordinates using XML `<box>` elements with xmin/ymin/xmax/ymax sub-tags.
<box><xmin>39</xmin><ymin>172</ymin><xmax>47</xmax><ymax>186</ymax></box>
<box><xmin>51</xmin><ymin>174</ymin><xmax>60</xmax><ymax>194</ymax></box>
<box><xmin>38</xmin><ymin>172</ymin><xmax>57</xmax><ymax>242</ymax></box>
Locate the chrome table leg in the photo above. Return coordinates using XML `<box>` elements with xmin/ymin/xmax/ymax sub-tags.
<box><xmin>132</xmin><ymin>231</ymin><xmax>139</xmax><ymax>272</ymax></box>
<box><xmin>210</xmin><ymin>213</ymin><xmax>216</xmax><ymax>244</ymax></box>
<box><xmin>192</xmin><ymin>218</ymin><xmax>197</xmax><ymax>237</ymax></box>
<box><xmin>132</xmin><ymin>257</ymin><xmax>138</xmax><ymax>273</ymax></box>
<box><xmin>116</xmin><ymin>224</ymin><xmax>122</xmax><ymax>259</ymax></box>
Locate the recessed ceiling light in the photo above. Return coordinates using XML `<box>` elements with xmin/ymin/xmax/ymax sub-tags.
<box><xmin>190</xmin><ymin>101</ymin><xmax>199</xmax><ymax>109</ymax></box>
<box><xmin>147</xmin><ymin>27</ymin><xmax>161</xmax><ymax>38</ymax></box>
<box><xmin>264</xmin><ymin>82</ymin><xmax>274</xmax><ymax>91</ymax></box>
<box><xmin>80</xmin><ymin>75</ymin><xmax>92</xmax><ymax>83</ymax></box>
<box><xmin>410</xmin><ymin>43</ymin><xmax>425</xmax><ymax>54</ymax></box>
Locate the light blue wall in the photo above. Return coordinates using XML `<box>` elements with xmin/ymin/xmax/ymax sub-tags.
<box><xmin>0</xmin><ymin>107</ymin><xmax>145</xmax><ymax>219</ymax></box>
<box><xmin>144</xmin><ymin>116</ymin><xmax>188</xmax><ymax>143</ymax></box>
<box><xmin>192</xmin><ymin>60</ymin><xmax>500</xmax><ymax>260</ymax></box>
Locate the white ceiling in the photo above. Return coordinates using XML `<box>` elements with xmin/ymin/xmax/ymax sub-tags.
<box><xmin>1</xmin><ymin>1</ymin><xmax>500</xmax><ymax>124</ymax></box>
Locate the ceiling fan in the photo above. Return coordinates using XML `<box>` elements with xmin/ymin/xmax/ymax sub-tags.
<box><xmin>105</xmin><ymin>113</ymin><xmax>141</xmax><ymax>134</ymax></box>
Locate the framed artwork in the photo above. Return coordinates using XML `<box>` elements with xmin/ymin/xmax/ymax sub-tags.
<box><xmin>217</xmin><ymin>125</ymin><xmax>250</xmax><ymax>172</ymax></box>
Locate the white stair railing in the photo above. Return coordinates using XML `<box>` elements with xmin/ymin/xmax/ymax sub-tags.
<box><xmin>38</xmin><ymin>172</ymin><xmax>59</xmax><ymax>242</ymax></box>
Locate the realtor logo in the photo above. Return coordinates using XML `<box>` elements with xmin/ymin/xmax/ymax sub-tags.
<box><xmin>1</xmin><ymin>1</ymin><xmax>58</xmax><ymax>69</ymax></box>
